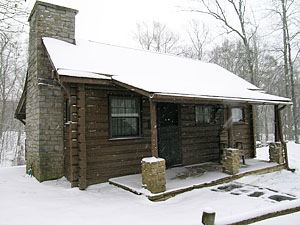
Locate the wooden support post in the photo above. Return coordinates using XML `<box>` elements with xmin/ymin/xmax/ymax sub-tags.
<box><xmin>77</xmin><ymin>84</ymin><xmax>87</xmax><ymax>190</ymax></box>
<box><xmin>278</xmin><ymin>106</ymin><xmax>290</xmax><ymax>170</ymax></box>
<box><xmin>150</xmin><ymin>100</ymin><xmax>158</xmax><ymax>158</ymax></box>
<box><xmin>227</xmin><ymin>106</ymin><xmax>234</xmax><ymax>148</ymax></box>
<box><xmin>250</xmin><ymin>105</ymin><xmax>257</xmax><ymax>157</ymax></box>
<box><xmin>275</xmin><ymin>105</ymin><xmax>294</xmax><ymax>172</ymax></box>
<box><xmin>274</xmin><ymin>105</ymin><xmax>280</xmax><ymax>142</ymax></box>
<box><xmin>202</xmin><ymin>208</ymin><xmax>216</xmax><ymax>225</ymax></box>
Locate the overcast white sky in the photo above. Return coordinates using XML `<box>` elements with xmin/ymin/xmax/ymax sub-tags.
<box><xmin>23</xmin><ymin>0</ymin><xmax>275</xmax><ymax>50</ymax></box>
<box><xmin>25</xmin><ymin>0</ymin><xmax>203</xmax><ymax>48</ymax></box>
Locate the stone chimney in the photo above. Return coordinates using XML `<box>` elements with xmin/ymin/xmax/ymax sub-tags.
<box><xmin>26</xmin><ymin>1</ymin><xmax>78</xmax><ymax>182</ymax></box>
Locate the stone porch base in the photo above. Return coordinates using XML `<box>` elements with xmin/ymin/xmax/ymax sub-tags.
<box><xmin>109</xmin><ymin>160</ymin><xmax>285</xmax><ymax>201</ymax></box>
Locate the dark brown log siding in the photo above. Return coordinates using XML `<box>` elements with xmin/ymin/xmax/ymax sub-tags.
<box><xmin>63</xmin><ymin>82</ymin><xmax>255</xmax><ymax>186</ymax></box>
<box><xmin>84</xmin><ymin>84</ymin><xmax>152</xmax><ymax>185</ymax></box>
<box><xmin>232</xmin><ymin>105</ymin><xmax>255</xmax><ymax>158</ymax></box>
<box><xmin>63</xmin><ymin>84</ymin><xmax>79</xmax><ymax>187</ymax></box>
<box><xmin>181</xmin><ymin>104</ymin><xmax>221</xmax><ymax>165</ymax></box>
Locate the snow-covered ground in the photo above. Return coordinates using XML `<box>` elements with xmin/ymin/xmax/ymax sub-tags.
<box><xmin>0</xmin><ymin>143</ymin><xmax>299</xmax><ymax>225</ymax></box>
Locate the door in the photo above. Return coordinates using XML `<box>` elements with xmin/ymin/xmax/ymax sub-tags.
<box><xmin>157</xmin><ymin>103</ymin><xmax>181</xmax><ymax>167</ymax></box>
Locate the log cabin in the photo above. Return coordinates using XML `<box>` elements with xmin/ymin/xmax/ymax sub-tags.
<box><xmin>15</xmin><ymin>1</ymin><xmax>291</xmax><ymax>190</ymax></box>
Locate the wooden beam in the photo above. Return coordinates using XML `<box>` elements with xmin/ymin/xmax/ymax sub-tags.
<box><xmin>112</xmin><ymin>79</ymin><xmax>150</xmax><ymax>97</ymax></box>
<box><xmin>59</xmin><ymin>75</ymin><xmax>112</xmax><ymax>86</ymax></box>
<box><xmin>150</xmin><ymin>100</ymin><xmax>158</xmax><ymax>158</ymax></box>
<box><xmin>278</xmin><ymin>106</ymin><xmax>292</xmax><ymax>170</ymax></box>
<box><xmin>227</xmin><ymin>105</ymin><xmax>234</xmax><ymax>148</ymax></box>
<box><xmin>274</xmin><ymin>105</ymin><xmax>280</xmax><ymax>142</ymax></box>
<box><xmin>250</xmin><ymin>105</ymin><xmax>257</xmax><ymax>157</ymax></box>
<box><xmin>77</xmin><ymin>84</ymin><xmax>87</xmax><ymax>190</ymax></box>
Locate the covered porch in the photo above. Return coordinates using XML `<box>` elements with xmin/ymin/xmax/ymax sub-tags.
<box><xmin>109</xmin><ymin>158</ymin><xmax>285</xmax><ymax>201</ymax></box>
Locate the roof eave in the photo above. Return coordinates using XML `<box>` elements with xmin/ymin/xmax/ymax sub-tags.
<box><xmin>151</xmin><ymin>93</ymin><xmax>292</xmax><ymax>105</ymax></box>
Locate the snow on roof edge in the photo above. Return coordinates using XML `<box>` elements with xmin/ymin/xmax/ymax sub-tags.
<box><xmin>57</xmin><ymin>68</ymin><xmax>113</xmax><ymax>80</ymax></box>
<box><xmin>154</xmin><ymin>93</ymin><xmax>292</xmax><ymax>105</ymax></box>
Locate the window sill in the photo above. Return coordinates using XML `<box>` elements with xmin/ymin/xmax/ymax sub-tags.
<box><xmin>233</xmin><ymin>122</ymin><xmax>247</xmax><ymax>125</ymax></box>
<box><xmin>108</xmin><ymin>136</ymin><xmax>144</xmax><ymax>141</ymax></box>
<box><xmin>196</xmin><ymin>123</ymin><xmax>216</xmax><ymax>127</ymax></box>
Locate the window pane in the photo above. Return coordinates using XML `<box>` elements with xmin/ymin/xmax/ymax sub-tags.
<box><xmin>232</xmin><ymin>108</ymin><xmax>244</xmax><ymax>122</ymax></box>
<box><xmin>110</xmin><ymin>97</ymin><xmax>140</xmax><ymax>137</ymax></box>
<box><xmin>111</xmin><ymin>98</ymin><xmax>138</xmax><ymax>116</ymax></box>
<box><xmin>196</xmin><ymin>105</ymin><xmax>213</xmax><ymax>124</ymax></box>
<box><xmin>112</xmin><ymin>118</ymin><xmax>139</xmax><ymax>136</ymax></box>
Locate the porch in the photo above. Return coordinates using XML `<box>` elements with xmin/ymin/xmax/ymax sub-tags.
<box><xmin>109</xmin><ymin>159</ymin><xmax>285</xmax><ymax>201</ymax></box>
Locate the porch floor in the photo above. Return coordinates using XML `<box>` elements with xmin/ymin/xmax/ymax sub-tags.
<box><xmin>109</xmin><ymin>159</ymin><xmax>285</xmax><ymax>201</ymax></box>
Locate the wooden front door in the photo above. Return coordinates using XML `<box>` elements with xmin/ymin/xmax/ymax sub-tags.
<box><xmin>157</xmin><ymin>103</ymin><xmax>181</xmax><ymax>167</ymax></box>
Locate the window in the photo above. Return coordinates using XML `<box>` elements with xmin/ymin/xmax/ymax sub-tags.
<box><xmin>232</xmin><ymin>107</ymin><xmax>244</xmax><ymax>123</ymax></box>
<box><xmin>195</xmin><ymin>105</ymin><xmax>214</xmax><ymax>124</ymax></box>
<box><xmin>110</xmin><ymin>97</ymin><xmax>140</xmax><ymax>138</ymax></box>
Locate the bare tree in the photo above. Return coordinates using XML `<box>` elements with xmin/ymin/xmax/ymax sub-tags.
<box><xmin>134</xmin><ymin>21</ymin><xmax>180</xmax><ymax>54</ymax></box>
<box><xmin>186</xmin><ymin>20</ymin><xmax>210</xmax><ymax>60</ymax></box>
<box><xmin>267</xmin><ymin>0</ymin><xmax>300</xmax><ymax>142</ymax></box>
<box><xmin>0</xmin><ymin>0</ymin><xmax>28</xmax><ymax>35</ymax></box>
<box><xmin>209</xmin><ymin>39</ymin><xmax>248</xmax><ymax>78</ymax></box>
<box><xmin>191</xmin><ymin>0</ymin><xmax>258</xmax><ymax>84</ymax></box>
<box><xmin>0</xmin><ymin>31</ymin><xmax>26</xmax><ymax>141</ymax></box>
<box><xmin>209</xmin><ymin>37</ymin><xmax>285</xmax><ymax>141</ymax></box>
<box><xmin>0</xmin><ymin>0</ymin><xmax>27</xmax><ymax>164</ymax></box>
<box><xmin>281</xmin><ymin>0</ymin><xmax>299</xmax><ymax>143</ymax></box>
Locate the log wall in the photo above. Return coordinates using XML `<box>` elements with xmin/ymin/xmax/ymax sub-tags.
<box><xmin>64</xmin><ymin>83</ymin><xmax>255</xmax><ymax>186</ymax></box>
<box><xmin>84</xmin><ymin>84</ymin><xmax>152</xmax><ymax>185</ymax></box>
<box><xmin>180</xmin><ymin>104</ymin><xmax>221</xmax><ymax>165</ymax></box>
<box><xmin>232</xmin><ymin>105</ymin><xmax>255</xmax><ymax>158</ymax></box>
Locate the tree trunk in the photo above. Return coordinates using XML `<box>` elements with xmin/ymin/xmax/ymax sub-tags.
<box><xmin>281</xmin><ymin>0</ymin><xmax>299</xmax><ymax>143</ymax></box>
<box><xmin>0</xmin><ymin>99</ymin><xmax>6</xmax><ymax>139</ymax></box>
<box><xmin>281</xmin><ymin>0</ymin><xmax>292</xmax><ymax>140</ymax></box>
<box><xmin>264</xmin><ymin>107</ymin><xmax>269</xmax><ymax>143</ymax></box>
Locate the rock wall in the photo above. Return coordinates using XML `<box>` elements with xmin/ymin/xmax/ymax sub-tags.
<box><xmin>26</xmin><ymin>1</ymin><xmax>78</xmax><ymax>181</ymax></box>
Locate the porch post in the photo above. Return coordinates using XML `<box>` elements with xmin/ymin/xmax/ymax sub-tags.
<box><xmin>250</xmin><ymin>105</ymin><xmax>257</xmax><ymax>157</ymax></box>
<box><xmin>227</xmin><ymin>105</ymin><xmax>234</xmax><ymax>148</ymax></box>
<box><xmin>274</xmin><ymin>105</ymin><xmax>280</xmax><ymax>142</ymax></box>
<box><xmin>274</xmin><ymin>105</ymin><xmax>292</xmax><ymax>170</ymax></box>
<box><xmin>150</xmin><ymin>99</ymin><xmax>158</xmax><ymax>157</ymax></box>
<box><xmin>278</xmin><ymin>106</ymin><xmax>290</xmax><ymax>168</ymax></box>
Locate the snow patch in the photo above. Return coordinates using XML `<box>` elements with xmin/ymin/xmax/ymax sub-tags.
<box><xmin>142</xmin><ymin>157</ymin><xmax>165</xmax><ymax>163</ymax></box>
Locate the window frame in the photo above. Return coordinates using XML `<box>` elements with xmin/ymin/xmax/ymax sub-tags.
<box><xmin>109</xmin><ymin>96</ymin><xmax>142</xmax><ymax>139</ymax></box>
<box><xmin>195</xmin><ymin>105</ymin><xmax>215</xmax><ymax>125</ymax></box>
<box><xmin>232</xmin><ymin>107</ymin><xmax>245</xmax><ymax>123</ymax></box>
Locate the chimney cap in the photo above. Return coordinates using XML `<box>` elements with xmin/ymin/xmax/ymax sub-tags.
<box><xmin>28</xmin><ymin>1</ymin><xmax>78</xmax><ymax>22</ymax></box>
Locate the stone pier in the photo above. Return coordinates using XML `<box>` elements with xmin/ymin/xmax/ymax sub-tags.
<box><xmin>141</xmin><ymin>157</ymin><xmax>166</xmax><ymax>194</ymax></box>
<box><xmin>222</xmin><ymin>148</ymin><xmax>240</xmax><ymax>175</ymax></box>
<box><xmin>269</xmin><ymin>142</ymin><xmax>284</xmax><ymax>164</ymax></box>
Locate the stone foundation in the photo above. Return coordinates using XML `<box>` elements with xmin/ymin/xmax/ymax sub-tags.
<box><xmin>222</xmin><ymin>148</ymin><xmax>240</xmax><ymax>175</ymax></box>
<box><xmin>141</xmin><ymin>157</ymin><xmax>166</xmax><ymax>194</ymax></box>
<box><xmin>269</xmin><ymin>142</ymin><xmax>284</xmax><ymax>164</ymax></box>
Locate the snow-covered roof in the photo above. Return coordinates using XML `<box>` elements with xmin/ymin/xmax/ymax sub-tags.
<box><xmin>43</xmin><ymin>37</ymin><xmax>291</xmax><ymax>105</ymax></box>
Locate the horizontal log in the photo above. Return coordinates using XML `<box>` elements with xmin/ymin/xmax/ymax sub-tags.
<box><xmin>87</xmin><ymin>151</ymin><xmax>151</xmax><ymax>164</ymax></box>
<box><xmin>87</xmin><ymin>158</ymin><xmax>144</xmax><ymax>170</ymax></box>
<box><xmin>87</xmin><ymin>146</ymin><xmax>151</xmax><ymax>157</ymax></box>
